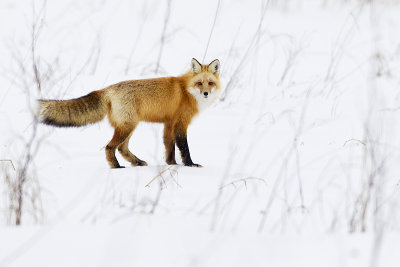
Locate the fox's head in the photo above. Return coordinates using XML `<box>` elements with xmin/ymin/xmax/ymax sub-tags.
<box><xmin>188</xmin><ymin>58</ymin><xmax>221</xmax><ymax>111</ymax></box>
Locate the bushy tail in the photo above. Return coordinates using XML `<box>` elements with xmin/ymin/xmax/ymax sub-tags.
<box><xmin>39</xmin><ymin>91</ymin><xmax>108</xmax><ymax>127</ymax></box>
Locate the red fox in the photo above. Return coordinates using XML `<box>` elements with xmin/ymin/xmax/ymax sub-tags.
<box><xmin>39</xmin><ymin>58</ymin><xmax>221</xmax><ymax>168</ymax></box>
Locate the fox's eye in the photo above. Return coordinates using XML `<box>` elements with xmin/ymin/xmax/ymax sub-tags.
<box><xmin>208</xmin><ymin>81</ymin><xmax>214</xmax><ymax>86</ymax></box>
<box><xmin>197</xmin><ymin>82</ymin><xmax>203</xmax><ymax>86</ymax></box>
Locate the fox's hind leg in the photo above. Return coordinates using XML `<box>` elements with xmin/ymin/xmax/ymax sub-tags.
<box><xmin>118</xmin><ymin>127</ymin><xmax>147</xmax><ymax>167</ymax></box>
<box><xmin>164</xmin><ymin>122</ymin><xmax>177</xmax><ymax>165</ymax></box>
<box><xmin>106</xmin><ymin>125</ymin><xmax>134</xmax><ymax>168</ymax></box>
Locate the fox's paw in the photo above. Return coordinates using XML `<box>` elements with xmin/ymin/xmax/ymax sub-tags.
<box><xmin>132</xmin><ymin>159</ymin><xmax>148</xmax><ymax>166</ymax></box>
<box><xmin>185</xmin><ymin>163</ymin><xmax>202</xmax><ymax>168</ymax></box>
<box><xmin>112</xmin><ymin>165</ymin><xmax>125</xmax><ymax>169</ymax></box>
<box><xmin>166</xmin><ymin>160</ymin><xmax>178</xmax><ymax>165</ymax></box>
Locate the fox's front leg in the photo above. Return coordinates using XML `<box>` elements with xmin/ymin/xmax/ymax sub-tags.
<box><xmin>163</xmin><ymin>122</ymin><xmax>177</xmax><ymax>165</ymax></box>
<box><xmin>175</xmin><ymin>124</ymin><xmax>202</xmax><ymax>167</ymax></box>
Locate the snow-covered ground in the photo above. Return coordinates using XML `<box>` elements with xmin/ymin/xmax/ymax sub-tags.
<box><xmin>1</xmin><ymin>0</ymin><xmax>400</xmax><ymax>266</ymax></box>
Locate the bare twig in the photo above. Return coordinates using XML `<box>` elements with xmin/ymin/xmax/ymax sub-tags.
<box><xmin>220</xmin><ymin>0</ymin><xmax>272</xmax><ymax>101</ymax></box>
<box><xmin>276</xmin><ymin>36</ymin><xmax>306</xmax><ymax>86</ymax></box>
<box><xmin>150</xmin><ymin>180</ymin><xmax>163</xmax><ymax>214</ymax></box>
<box><xmin>324</xmin><ymin>4</ymin><xmax>365</xmax><ymax>96</ymax></box>
<box><xmin>0</xmin><ymin>160</ymin><xmax>16</xmax><ymax>171</ymax></box>
<box><xmin>125</xmin><ymin>4</ymin><xmax>150</xmax><ymax>75</ymax></box>
<box><xmin>258</xmin><ymin>148</ymin><xmax>293</xmax><ymax>233</ymax></box>
<box><xmin>2</xmin><ymin>0</ymin><xmax>50</xmax><ymax>225</ymax></box>
<box><xmin>343</xmin><ymin>138</ymin><xmax>367</xmax><ymax>147</ymax></box>
<box><xmin>145</xmin><ymin>166</ymin><xmax>176</xmax><ymax>188</ymax></box>
<box><xmin>202</xmin><ymin>0</ymin><xmax>221</xmax><ymax>62</ymax></box>
<box><xmin>258</xmin><ymin>88</ymin><xmax>311</xmax><ymax>232</ymax></box>
<box><xmin>30</xmin><ymin>2</ymin><xmax>46</xmax><ymax>93</ymax></box>
<box><xmin>219</xmin><ymin>177</ymin><xmax>266</xmax><ymax>190</ymax></box>
<box><xmin>155</xmin><ymin>0</ymin><xmax>172</xmax><ymax>75</ymax></box>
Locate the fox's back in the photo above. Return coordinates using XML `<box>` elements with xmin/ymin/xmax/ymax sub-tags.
<box><xmin>105</xmin><ymin>76</ymin><xmax>188</xmax><ymax>123</ymax></box>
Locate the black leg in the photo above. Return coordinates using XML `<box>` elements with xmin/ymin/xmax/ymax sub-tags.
<box><xmin>175</xmin><ymin>134</ymin><xmax>201</xmax><ymax>167</ymax></box>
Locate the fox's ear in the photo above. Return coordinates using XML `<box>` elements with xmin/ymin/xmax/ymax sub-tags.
<box><xmin>191</xmin><ymin>58</ymin><xmax>201</xmax><ymax>73</ymax></box>
<box><xmin>208</xmin><ymin>59</ymin><xmax>220</xmax><ymax>74</ymax></box>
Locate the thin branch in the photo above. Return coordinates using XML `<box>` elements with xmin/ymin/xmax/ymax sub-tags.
<box><xmin>125</xmin><ymin>4</ymin><xmax>150</xmax><ymax>75</ymax></box>
<box><xmin>219</xmin><ymin>177</ymin><xmax>266</xmax><ymax>190</ymax></box>
<box><xmin>343</xmin><ymin>138</ymin><xmax>367</xmax><ymax>147</ymax></box>
<box><xmin>155</xmin><ymin>0</ymin><xmax>172</xmax><ymax>75</ymax></box>
<box><xmin>220</xmin><ymin>0</ymin><xmax>271</xmax><ymax>101</ymax></box>
<box><xmin>202</xmin><ymin>0</ymin><xmax>221</xmax><ymax>62</ymax></box>
<box><xmin>0</xmin><ymin>160</ymin><xmax>16</xmax><ymax>171</ymax></box>
<box><xmin>145</xmin><ymin>166</ymin><xmax>176</xmax><ymax>188</ymax></box>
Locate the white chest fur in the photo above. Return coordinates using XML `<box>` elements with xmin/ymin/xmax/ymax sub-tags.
<box><xmin>188</xmin><ymin>87</ymin><xmax>220</xmax><ymax>113</ymax></box>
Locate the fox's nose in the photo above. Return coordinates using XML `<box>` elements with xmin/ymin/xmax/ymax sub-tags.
<box><xmin>203</xmin><ymin>92</ymin><xmax>208</xmax><ymax>96</ymax></box>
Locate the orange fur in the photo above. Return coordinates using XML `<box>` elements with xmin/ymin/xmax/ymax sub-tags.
<box><xmin>39</xmin><ymin>58</ymin><xmax>221</xmax><ymax>168</ymax></box>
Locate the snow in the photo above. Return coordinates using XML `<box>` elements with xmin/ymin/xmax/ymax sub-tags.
<box><xmin>1</xmin><ymin>0</ymin><xmax>400</xmax><ymax>266</ymax></box>
<box><xmin>0</xmin><ymin>225</ymin><xmax>394</xmax><ymax>267</ymax></box>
